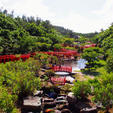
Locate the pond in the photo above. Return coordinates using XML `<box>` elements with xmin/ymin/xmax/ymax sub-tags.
<box><xmin>55</xmin><ymin>59</ymin><xmax>87</xmax><ymax>75</ymax></box>
<box><xmin>63</xmin><ymin>58</ymin><xmax>87</xmax><ymax>72</ymax></box>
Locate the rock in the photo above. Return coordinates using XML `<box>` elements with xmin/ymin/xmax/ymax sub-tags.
<box><xmin>80</xmin><ymin>107</ymin><xmax>97</xmax><ymax>113</ymax></box>
<box><xmin>23</xmin><ymin>96</ymin><xmax>41</xmax><ymax>107</ymax></box>
<box><xmin>22</xmin><ymin>96</ymin><xmax>42</xmax><ymax>112</ymax></box>
<box><xmin>43</xmin><ymin>102</ymin><xmax>56</xmax><ymax>109</ymax></box>
<box><xmin>55</xmin><ymin>110</ymin><xmax>61</xmax><ymax>113</ymax></box>
<box><xmin>57</xmin><ymin>104</ymin><xmax>69</xmax><ymax>110</ymax></box>
<box><xmin>67</xmin><ymin>92</ymin><xmax>77</xmax><ymax>104</ymax></box>
<box><xmin>34</xmin><ymin>90</ymin><xmax>43</xmax><ymax>96</ymax></box>
<box><xmin>55</xmin><ymin>96</ymin><xmax>68</xmax><ymax>105</ymax></box>
<box><xmin>42</xmin><ymin>98</ymin><xmax>56</xmax><ymax>109</ymax></box>
<box><xmin>61</xmin><ymin>109</ymin><xmax>72</xmax><ymax>113</ymax></box>
<box><xmin>43</xmin><ymin>98</ymin><xmax>54</xmax><ymax>102</ymax></box>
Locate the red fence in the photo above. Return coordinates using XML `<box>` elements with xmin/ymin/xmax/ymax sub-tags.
<box><xmin>51</xmin><ymin>77</ymin><xmax>66</xmax><ymax>85</ymax></box>
<box><xmin>42</xmin><ymin>51</ymin><xmax>79</xmax><ymax>57</ymax></box>
<box><xmin>52</xmin><ymin>66</ymin><xmax>72</xmax><ymax>73</ymax></box>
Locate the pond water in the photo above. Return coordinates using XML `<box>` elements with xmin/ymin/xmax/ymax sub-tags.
<box><xmin>63</xmin><ymin>58</ymin><xmax>87</xmax><ymax>72</ymax></box>
<box><xmin>55</xmin><ymin>59</ymin><xmax>87</xmax><ymax>75</ymax></box>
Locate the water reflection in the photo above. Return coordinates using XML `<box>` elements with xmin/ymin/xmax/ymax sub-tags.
<box><xmin>55</xmin><ymin>59</ymin><xmax>87</xmax><ymax>82</ymax></box>
<box><xmin>77</xmin><ymin>59</ymin><xmax>87</xmax><ymax>70</ymax></box>
<box><xmin>63</xmin><ymin>59</ymin><xmax>87</xmax><ymax>72</ymax></box>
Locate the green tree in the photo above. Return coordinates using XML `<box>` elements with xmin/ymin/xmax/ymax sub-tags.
<box><xmin>82</xmin><ymin>47</ymin><xmax>103</xmax><ymax>70</ymax></box>
<box><xmin>106</xmin><ymin>55</ymin><xmax>113</xmax><ymax>73</ymax></box>
<box><xmin>91</xmin><ymin>72</ymin><xmax>113</xmax><ymax>112</ymax></box>
<box><xmin>53</xmin><ymin>44</ymin><xmax>62</xmax><ymax>50</ymax></box>
<box><xmin>63</xmin><ymin>38</ymin><xmax>75</xmax><ymax>46</ymax></box>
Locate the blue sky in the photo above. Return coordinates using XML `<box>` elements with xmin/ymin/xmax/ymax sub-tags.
<box><xmin>0</xmin><ymin>0</ymin><xmax>113</xmax><ymax>33</ymax></box>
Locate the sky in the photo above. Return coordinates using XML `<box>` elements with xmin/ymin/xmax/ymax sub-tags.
<box><xmin>0</xmin><ymin>0</ymin><xmax>113</xmax><ymax>33</ymax></box>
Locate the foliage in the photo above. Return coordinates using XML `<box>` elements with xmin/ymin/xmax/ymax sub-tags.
<box><xmin>45</xmin><ymin>70</ymin><xmax>55</xmax><ymax>77</ymax></box>
<box><xmin>54</xmin><ymin>25</ymin><xmax>97</xmax><ymax>38</ymax></box>
<box><xmin>106</xmin><ymin>49</ymin><xmax>113</xmax><ymax>73</ymax></box>
<box><xmin>0</xmin><ymin>11</ymin><xmax>63</xmax><ymax>54</ymax></box>
<box><xmin>75</xmin><ymin>36</ymin><xmax>88</xmax><ymax>44</ymax></box>
<box><xmin>0</xmin><ymin>60</ymin><xmax>41</xmax><ymax>94</ymax></box>
<box><xmin>34</xmin><ymin>53</ymin><xmax>58</xmax><ymax>67</ymax></box>
<box><xmin>54</xmin><ymin>25</ymin><xmax>78</xmax><ymax>38</ymax></box>
<box><xmin>35</xmin><ymin>42</ymin><xmax>51</xmax><ymax>51</ymax></box>
<box><xmin>72</xmin><ymin>80</ymin><xmax>91</xmax><ymax>99</ymax></box>
<box><xmin>82</xmin><ymin>47</ymin><xmax>103</xmax><ymax>70</ymax></box>
<box><xmin>63</xmin><ymin>38</ymin><xmax>75</xmax><ymax>46</ymax></box>
<box><xmin>90</xmin><ymin>72</ymin><xmax>113</xmax><ymax>110</ymax></box>
<box><xmin>65</xmin><ymin>46</ymin><xmax>76</xmax><ymax>50</ymax></box>
<box><xmin>0</xmin><ymin>86</ymin><xmax>19</xmax><ymax>113</ymax></box>
<box><xmin>93</xmin><ymin>25</ymin><xmax>113</xmax><ymax>60</ymax></box>
<box><xmin>53</xmin><ymin>44</ymin><xmax>62</xmax><ymax>50</ymax></box>
<box><xmin>0</xmin><ymin>59</ymin><xmax>41</xmax><ymax>112</ymax></box>
<box><xmin>34</xmin><ymin>53</ymin><xmax>49</xmax><ymax>67</ymax></box>
<box><xmin>106</xmin><ymin>56</ymin><xmax>113</xmax><ymax>73</ymax></box>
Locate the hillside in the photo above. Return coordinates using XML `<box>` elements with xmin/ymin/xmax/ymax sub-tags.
<box><xmin>0</xmin><ymin>10</ymin><xmax>63</xmax><ymax>55</ymax></box>
<box><xmin>54</xmin><ymin>25</ymin><xmax>98</xmax><ymax>38</ymax></box>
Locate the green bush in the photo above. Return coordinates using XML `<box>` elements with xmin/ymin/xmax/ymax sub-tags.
<box><xmin>106</xmin><ymin>55</ymin><xmax>113</xmax><ymax>73</ymax></box>
<box><xmin>91</xmin><ymin>72</ymin><xmax>113</xmax><ymax>109</ymax></box>
<box><xmin>0</xmin><ymin>86</ymin><xmax>18</xmax><ymax>113</ymax></box>
<box><xmin>45</xmin><ymin>70</ymin><xmax>55</xmax><ymax>77</ymax></box>
<box><xmin>72</xmin><ymin>80</ymin><xmax>91</xmax><ymax>100</ymax></box>
<box><xmin>34</xmin><ymin>53</ymin><xmax>49</xmax><ymax>67</ymax></box>
<box><xmin>0</xmin><ymin>59</ymin><xmax>41</xmax><ymax>112</ymax></box>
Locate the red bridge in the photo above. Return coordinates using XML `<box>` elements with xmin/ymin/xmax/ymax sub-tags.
<box><xmin>41</xmin><ymin>49</ymin><xmax>79</xmax><ymax>58</ymax></box>
<box><xmin>51</xmin><ymin>77</ymin><xmax>66</xmax><ymax>85</ymax></box>
<box><xmin>52</xmin><ymin>66</ymin><xmax>72</xmax><ymax>73</ymax></box>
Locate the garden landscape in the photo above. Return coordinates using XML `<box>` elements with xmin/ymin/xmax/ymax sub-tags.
<box><xmin>0</xmin><ymin>3</ymin><xmax>113</xmax><ymax>113</ymax></box>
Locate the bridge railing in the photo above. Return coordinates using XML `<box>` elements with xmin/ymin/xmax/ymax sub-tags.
<box><xmin>51</xmin><ymin>77</ymin><xmax>66</xmax><ymax>85</ymax></box>
<box><xmin>52</xmin><ymin>66</ymin><xmax>72</xmax><ymax>73</ymax></box>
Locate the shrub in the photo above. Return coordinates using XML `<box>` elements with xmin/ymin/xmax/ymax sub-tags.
<box><xmin>0</xmin><ymin>59</ymin><xmax>41</xmax><ymax>109</ymax></box>
<box><xmin>72</xmin><ymin>80</ymin><xmax>91</xmax><ymax>100</ymax></box>
<box><xmin>0</xmin><ymin>86</ymin><xmax>18</xmax><ymax>113</ymax></box>
<box><xmin>45</xmin><ymin>70</ymin><xmax>55</xmax><ymax>77</ymax></box>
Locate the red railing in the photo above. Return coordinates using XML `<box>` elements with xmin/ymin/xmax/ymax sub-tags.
<box><xmin>52</xmin><ymin>66</ymin><xmax>72</xmax><ymax>73</ymax></box>
<box><xmin>51</xmin><ymin>77</ymin><xmax>66</xmax><ymax>85</ymax></box>
<box><xmin>42</xmin><ymin>51</ymin><xmax>79</xmax><ymax>57</ymax></box>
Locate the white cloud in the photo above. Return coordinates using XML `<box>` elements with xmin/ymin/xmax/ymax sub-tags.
<box><xmin>93</xmin><ymin>0</ymin><xmax>113</xmax><ymax>15</ymax></box>
<box><xmin>50</xmin><ymin>11</ymin><xmax>111</xmax><ymax>33</ymax></box>
<box><xmin>0</xmin><ymin>0</ymin><xmax>55</xmax><ymax>19</ymax></box>
<box><xmin>50</xmin><ymin>0</ymin><xmax>113</xmax><ymax>33</ymax></box>
<box><xmin>0</xmin><ymin>0</ymin><xmax>113</xmax><ymax>33</ymax></box>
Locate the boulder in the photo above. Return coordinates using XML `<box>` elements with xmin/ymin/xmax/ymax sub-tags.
<box><xmin>57</xmin><ymin>104</ymin><xmax>69</xmax><ymax>110</ymax></box>
<box><xmin>67</xmin><ymin>92</ymin><xmax>77</xmax><ymax>104</ymax></box>
<box><xmin>61</xmin><ymin>109</ymin><xmax>72</xmax><ymax>113</ymax></box>
<box><xmin>80</xmin><ymin>107</ymin><xmax>97</xmax><ymax>113</ymax></box>
<box><xmin>55</xmin><ymin>96</ymin><xmax>68</xmax><ymax>105</ymax></box>
<box><xmin>22</xmin><ymin>96</ymin><xmax>42</xmax><ymax>112</ymax></box>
